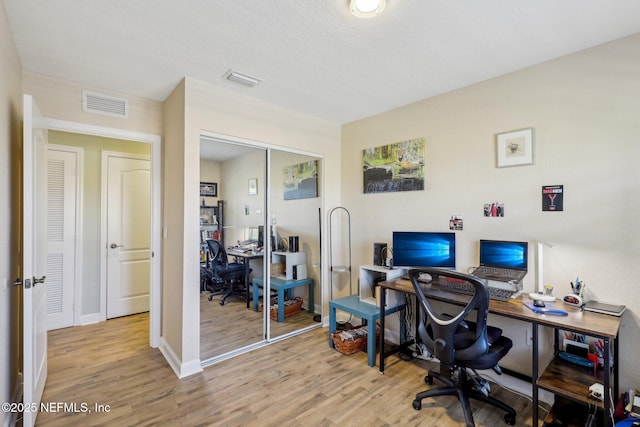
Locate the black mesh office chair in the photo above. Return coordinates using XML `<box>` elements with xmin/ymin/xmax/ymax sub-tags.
<box><xmin>408</xmin><ymin>268</ymin><xmax>516</xmax><ymax>427</ymax></box>
<box><xmin>204</xmin><ymin>239</ymin><xmax>247</xmax><ymax>305</ymax></box>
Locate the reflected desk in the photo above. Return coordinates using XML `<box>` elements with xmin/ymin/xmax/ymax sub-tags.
<box><xmin>227</xmin><ymin>249</ymin><xmax>263</xmax><ymax>308</ymax></box>
<box><xmin>252</xmin><ymin>276</ymin><xmax>314</xmax><ymax>322</ymax></box>
<box><xmin>378</xmin><ymin>278</ymin><xmax>622</xmax><ymax>427</ymax></box>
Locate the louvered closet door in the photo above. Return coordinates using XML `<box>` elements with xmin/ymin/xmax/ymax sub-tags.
<box><xmin>47</xmin><ymin>148</ymin><xmax>78</xmax><ymax>330</ymax></box>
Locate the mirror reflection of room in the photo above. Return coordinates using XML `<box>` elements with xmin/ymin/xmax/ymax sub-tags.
<box><xmin>199</xmin><ymin>137</ymin><xmax>322</xmax><ymax>362</ymax></box>
<box><xmin>267</xmin><ymin>150</ymin><xmax>321</xmax><ymax>337</ymax></box>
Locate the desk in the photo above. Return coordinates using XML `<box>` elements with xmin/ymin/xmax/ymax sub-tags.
<box><xmin>227</xmin><ymin>249</ymin><xmax>263</xmax><ymax>308</ymax></box>
<box><xmin>329</xmin><ymin>295</ymin><xmax>406</xmax><ymax>367</ymax></box>
<box><xmin>252</xmin><ymin>276</ymin><xmax>314</xmax><ymax>322</ymax></box>
<box><xmin>378</xmin><ymin>278</ymin><xmax>621</xmax><ymax>427</ymax></box>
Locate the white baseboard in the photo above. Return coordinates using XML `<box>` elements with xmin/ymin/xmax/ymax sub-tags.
<box><xmin>80</xmin><ymin>312</ymin><xmax>101</xmax><ymax>325</ymax></box>
<box><xmin>158</xmin><ymin>337</ymin><xmax>202</xmax><ymax>379</ymax></box>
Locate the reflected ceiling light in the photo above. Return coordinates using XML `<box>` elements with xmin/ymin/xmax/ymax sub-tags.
<box><xmin>350</xmin><ymin>0</ymin><xmax>387</xmax><ymax>18</ymax></box>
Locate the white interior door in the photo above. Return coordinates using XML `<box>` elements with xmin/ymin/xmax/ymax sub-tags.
<box><xmin>22</xmin><ymin>94</ymin><xmax>48</xmax><ymax>427</ymax></box>
<box><xmin>46</xmin><ymin>147</ymin><xmax>79</xmax><ymax>330</ymax></box>
<box><xmin>106</xmin><ymin>154</ymin><xmax>151</xmax><ymax>319</ymax></box>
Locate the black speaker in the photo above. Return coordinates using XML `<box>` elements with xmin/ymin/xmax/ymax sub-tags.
<box><xmin>289</xmin><ymin>236</ymin><xmax>299</xmax><ymax>252</ymax></box>
<box><xmin>373</xmin><ymin>243</ymin><xmax>387</xmax><ymax>266</ymax></box>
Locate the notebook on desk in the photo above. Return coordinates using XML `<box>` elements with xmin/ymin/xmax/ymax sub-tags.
<box><xmin>471</xmin><ymin>240</ymin><xmax>528</xmax><ymax>283</ymax></box>
<box><xmin>583</xmin><ymin>301</ymin><xmax>626</xmax><ymax>316</ymax></box>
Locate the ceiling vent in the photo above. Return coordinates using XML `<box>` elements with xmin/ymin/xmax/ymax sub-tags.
<box><xmin>82</xmin><ymin>90</ymin><xmax>129</xmax><ymax>118</ymax></box>
<box><xmin>222</xmin><ymin>69</ymin><xmax>261</xmax><ymax>88</ymax></box>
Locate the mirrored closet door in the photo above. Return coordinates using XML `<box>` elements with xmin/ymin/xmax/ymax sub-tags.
<box><xmin>267</xmin><ymin>150</ymin><xmax>322</xmax><ymax>339</ymax></box>
<box><xmin>199</xmin><ymin>136</ymin><xmax>322</xmax><ymax>363</ymax></box>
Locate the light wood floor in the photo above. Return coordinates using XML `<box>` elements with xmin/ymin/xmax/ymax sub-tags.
<box><xmin>37</xmin><ymin>312</ymin><xmax>547</xmax><ymax>426</ymax></box>
<box><xmin>200</xmin><ymin>291</ymin><xmax>319</xmax><ymax>360</ymax></box>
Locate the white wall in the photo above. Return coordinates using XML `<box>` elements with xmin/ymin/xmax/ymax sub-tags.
<box><xmin>341</xmin><ymin>34</ymin><xmax>640</xmax><ymax>391</ymax></box>
<box><xmin>0</xmin><ymin>2</ymin><xmax>24</xmax><ymax>423</ymax></box>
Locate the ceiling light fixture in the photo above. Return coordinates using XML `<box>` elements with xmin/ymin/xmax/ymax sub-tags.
<box><xmin>222</xmin><ymin>69</ymin><xmax>261</xmax><ymax>88</ymax></box>
<box><xmin>350</xmin><ymin>0</ymin><xmax>386</xmax><ymax>18</ymax></box>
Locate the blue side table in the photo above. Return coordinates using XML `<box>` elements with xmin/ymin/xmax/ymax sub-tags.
<box><xmin>252</xmin><ymin>277</ymin><xmax>314</xmax><ymax>322</ymax></box>
<box><xmin>329</xmin><ymin>295</ymin><xmax>406</xmax><ymax>367</ymax></box>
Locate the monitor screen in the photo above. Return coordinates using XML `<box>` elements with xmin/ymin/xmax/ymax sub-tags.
<box><xmin>392</xmin><ymin>231</ymin><xmax>456</xmax><ymax>269</ymax></box>
<box><xmin>479</xmin><ymin>239</ymin><xmax>528</xmax><ymax>270</ymax></box>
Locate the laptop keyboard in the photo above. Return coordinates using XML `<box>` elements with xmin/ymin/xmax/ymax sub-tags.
<box><xmin>439</xmin><ymin>279</ymin><xmax>515</xmax><ymax>302</ymax></box>
<box><xmin>473</xmin><ymin>266</ymin><xmax>521</xmax><ymax>282</ymax></box>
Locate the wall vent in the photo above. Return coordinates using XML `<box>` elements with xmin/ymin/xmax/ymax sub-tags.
<box><xmin>222</xmin><ymin>69</ymin><xmax>261</xmax><ymax>87</ymax></box>
<box><xmin>82</xmin><ymin>90</ymin><xmax>129</xmax><ymax>118</ymax></box>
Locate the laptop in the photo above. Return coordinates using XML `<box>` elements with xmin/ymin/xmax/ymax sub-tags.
<box><xmin>472</xmin><ymin>240</ymin><xmax>528</xmax><ymax>284</ymax></box>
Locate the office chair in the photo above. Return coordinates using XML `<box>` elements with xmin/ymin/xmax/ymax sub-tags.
<box><xmin>408</xmin><ymin>268</ymin><xmax>516</xmax><ymax>427</ymax></box>
<box><xmin>205</xmin><ymin>239</ymin><xmax>247</xmax><ymax>305</ymax></box>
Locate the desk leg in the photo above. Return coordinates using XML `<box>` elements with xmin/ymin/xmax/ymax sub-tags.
<box><xmin>245</xmin><ymin>262</ymin><xmax>251</xmax><ymax>309</ymax></box>
<box><xmin>378</xmin><ymin>289</ymin><xmax>387</xmax><ymax>373</ymax></box>
<box><xmin>603</xmin><ymin>337</ymin><xmax>612</xmax><ymax>427</ymax></box>
<box><xmin>308</xmin><ymin>281</ymin><xmax>314</xmax><ymax>314</ymax></box>
<box><xmin>278</xmin><ymin>288</ymin><xmax>285</xmax><ymax>322</ymax></box>
<box><xmin>329</xmin><ymin>304</ymin><xmax>337</xmax><ymax>348</ymax></box>
<box><xmin>252</xmin><ymin>280</ymin><xmax>259</xmax><ymax>312</ymax></box>
<box><xmin>532</xmin><ymin>323</ymin><xmax>539</xmax><ymax>426</ymax></box>
<box><xmin>366</xmin><ymin>319</ymin><xmax>376</xmax><ymax>367</ymax></box>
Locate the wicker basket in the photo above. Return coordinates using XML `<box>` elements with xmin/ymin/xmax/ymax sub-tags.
<box><xmin>260</xmin><ymin>296</ymin><xmax>303</xmax><ymax>320</ymax></box>
<box><xmin>332</xmin><ymin>325</ymin><xmax>379</xmax><ymax>356</ymax></box>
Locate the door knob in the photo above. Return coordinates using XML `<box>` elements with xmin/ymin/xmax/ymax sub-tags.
<box><xmin>33</xmin><ymin>275</ymin><xmax>46</xmax><ymax>285</ymax></box>
<box><xmin>110</xmin><ymin>243</ymin><xmax>124</xmax><ymax>249</ymax></box>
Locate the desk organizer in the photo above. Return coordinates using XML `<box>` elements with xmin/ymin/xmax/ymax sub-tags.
<box><xmin>331</xmin><ymin>325</ymin><xmax>379</xmax><ymax>356</ymax></box>
<box><xmin>260</xmin><ymin>296</ymin><xmax>303</xmax><ymax>320</ymax></box>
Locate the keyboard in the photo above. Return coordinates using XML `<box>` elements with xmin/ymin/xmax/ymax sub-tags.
<box><xmin>439</xmin><ymin>279</ymin><xmax>515</xmax><ymax>302</ymax></box>
<box><xmin>472</xmin><ymin>266</ymin><xmax>523</xmax><ymax>282</ymax></box>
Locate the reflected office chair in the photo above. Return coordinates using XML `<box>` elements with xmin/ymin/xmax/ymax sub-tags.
<box><xmin>205</xmin><ymin>239</ymin><xmax>247</xmax><ymax>305</ymax></box>
<box><xmin>409</xmin><ymin>268</ymin><xmax>516</xmax><ymax>427</ymax></box>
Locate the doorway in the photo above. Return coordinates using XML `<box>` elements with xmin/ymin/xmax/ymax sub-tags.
<box><xmin>44</xmin><ymin>123</ymin><xmax>161</xmax><ymax>347</ymax></box>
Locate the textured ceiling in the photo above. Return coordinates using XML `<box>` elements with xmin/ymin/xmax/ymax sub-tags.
<box><xmin>4</xmin><ymin>0</ymin><xmax>640</xmax><ymax>124</ymax></box>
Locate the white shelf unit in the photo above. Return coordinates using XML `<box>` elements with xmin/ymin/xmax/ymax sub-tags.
<box><xmin>358</xmin><ymin>264</ymin><xmax>406</xmax><ymax>307</ymax></box>
<box><xmin>272</xmin><ymin>251</ymin><xmax>307</xmax><ymax>280</ymax></box>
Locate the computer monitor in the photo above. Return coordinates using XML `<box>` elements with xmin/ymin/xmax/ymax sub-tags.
<box><xmin>392</xmin><ymin>231</ymin><xmax>456</xmax><ymax>269</ymax></box>
<box><xmin>479</xmin><ymin>239</ymin><xmax>528</xmax><ymax>270</ymax></box>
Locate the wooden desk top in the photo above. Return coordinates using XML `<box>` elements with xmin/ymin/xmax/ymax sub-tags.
<box><xmin>381</xmin><ymin>279</ymin><xmax>621</xmax><ymax>339</ymax></box>
<box><xmin>226</xmin><ymin>249</ymin><xmax>264</xmax><ymax>259</ymax></box>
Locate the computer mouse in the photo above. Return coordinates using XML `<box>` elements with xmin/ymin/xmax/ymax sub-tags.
<box><xmin>533</xmin><ymin>299</ymin><xmax>546</xmax><ymax>308</ymax></box>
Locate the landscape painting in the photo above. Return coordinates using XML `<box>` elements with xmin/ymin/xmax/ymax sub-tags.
<box><xmin>363</xmin><ymin>138</ymin><xmax>425</xmax><ymax>193</ymax></box>
<box><xmin>284</xmin><ymin>160</ymin><xmax>318</xmax><ymax>200</ymax></box>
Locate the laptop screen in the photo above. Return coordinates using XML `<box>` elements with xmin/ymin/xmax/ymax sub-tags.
<box><xmin>479</xmin><ymin>240</ymin><xmax>528</xmax><ymax>270</ymax></box>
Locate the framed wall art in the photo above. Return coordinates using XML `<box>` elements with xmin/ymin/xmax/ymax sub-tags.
<box><xmin>496</xmin><ymin>128</ymin><xmax>534</xmax><ymax>168</ymax></box>
<box><xmin>199</xmin><ymin>182</ymin><xmax>218</xmax><ymax>197</ymax></box>
<box><xmin>362</xmin><ymin>137</ymin><xmax>425</xmax><ymax>194</ymax></box>
<box><xmin>284</xmin><ymin>160</ymin><xmax>318</xmax><ymax>200</ymax></box>
<box><xmin>248</xmin><ymin>178</ymin><xmax>258</xmax><ymax>196</ymax></box>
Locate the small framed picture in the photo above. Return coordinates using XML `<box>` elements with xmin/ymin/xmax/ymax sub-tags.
<box><xmin>248</xmin><ymin>178</ymin><xmax>257</xmax><ymax>195</ymax></box>
<box><xmin>496</xmin><ymin>128</ymin><xmax>534</xmax><ymax>168</ymax></box>
<box><xmin>199</xmin><ymin>182</ymin><xmax>218</xmax><ymax>197</ymax></box>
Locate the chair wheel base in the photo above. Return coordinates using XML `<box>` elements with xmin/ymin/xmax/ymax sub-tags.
<box><xmin>412</xmin><ymin>399</ymin><xmax>421</xmax><ymax>410</ymax></box>
<box><xmin>208</xmin><ymin>295</ymin><xmax>214</xmax><ymax>301</ymax></box>
<box><xmin>504</xmin><ymin>413</ymin><xmax>516</xmax><ymax>425</ymax></box>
